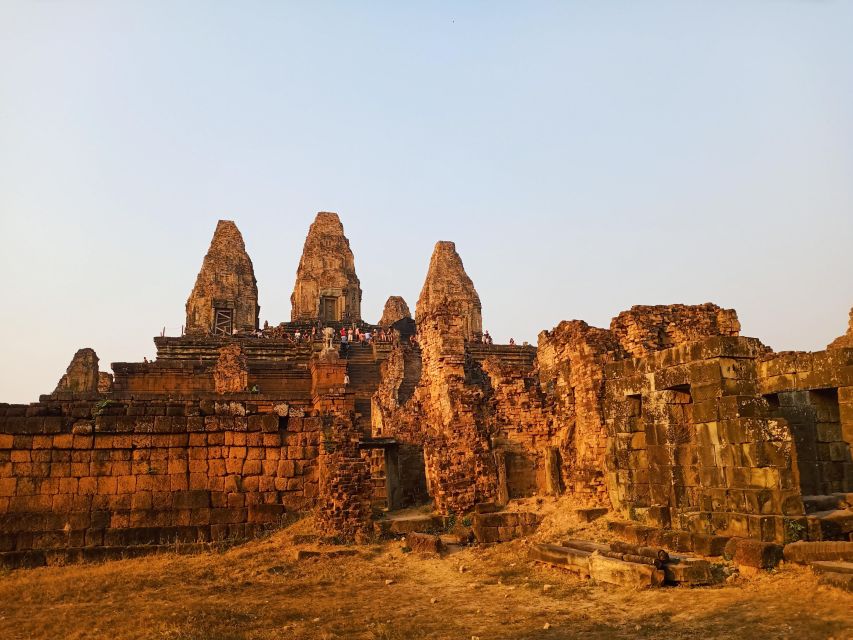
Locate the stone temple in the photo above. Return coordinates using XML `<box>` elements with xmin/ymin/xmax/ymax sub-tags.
<box><xmin>1</xmin><ymin>211</ymin><xmax>851</xmax><ymax>585</ymax></box>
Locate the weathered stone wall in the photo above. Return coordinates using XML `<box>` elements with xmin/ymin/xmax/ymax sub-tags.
<box><xmin>480</xmin><ymin>356</ymin><xmax>552</xmax><ymax>500</ymax></box>
<box><xmin>185</xmin><ymin>220</ymin><xmax>259</xmax><ymax>335</ymax></box>
<box><xmin>374</xmin><ymin>300</ymin><xmax>754</xmax><ymax>515</ymax></box>
<box><xmin>0</xmin><ymin>399</ymin><xmax>320</xmax><ymax>565</ymax></box>
<box><xmin>758</xmin><ymin>349</ymin><xmax>853</xmax><ymax>496</ymax></box>
<box><xmin>291</xmin><ymin>212</ymin><xmax>362</xmax><ymax>322</ymax></box>
<box><xmin>604</xmin><ymin>337</ymin><xmax>811</xmax><ymax>543</ymax></box>
<box><xmin>536</xmin><ymin>321</ymin><xmax>623</xmax><ymax>504</ymax></box>
<box><xmin>111</xmin><ymin>338</ymin><xmax>314</xmax><ymax>400</ymax></box>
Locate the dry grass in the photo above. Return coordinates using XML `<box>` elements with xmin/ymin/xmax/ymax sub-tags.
<box><xmin>0</xmin><ymin>515</ymin><xmax>850</xmax><ymax>640</ymax></box>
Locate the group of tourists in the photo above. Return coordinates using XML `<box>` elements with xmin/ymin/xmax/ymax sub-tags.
<box><xmin>338</xmin><ymin>325</ymin><xmax>396</xmax><ymax>346</ymax></box>
<box><xmin>217</xmin><ymin>320</ymin><xmax>401</xmax><ymax>349</ymax></box>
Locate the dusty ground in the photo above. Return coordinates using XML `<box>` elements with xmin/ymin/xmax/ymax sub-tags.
<box><xmin>0</xmin><ymin>510</ymin><xmax>851</xmax><ymax>640</ymax></box>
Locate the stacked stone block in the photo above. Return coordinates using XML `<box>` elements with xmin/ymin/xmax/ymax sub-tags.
<box><xmin>0</xmin><ymin>399</ymin><xmax>321</xmax><ymax>564</ymax></box>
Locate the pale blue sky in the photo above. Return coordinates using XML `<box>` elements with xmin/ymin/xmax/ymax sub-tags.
<box><xmin>1</xmin><ymin>1</ymin><xmax>851</xmax><ymax>403</ymax></box>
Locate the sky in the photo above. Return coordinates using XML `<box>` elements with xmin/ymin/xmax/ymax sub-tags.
<box><xmin>0</xmin><ymin>1</ymin><xmax>851</xmax><ymax>404</ymax></box>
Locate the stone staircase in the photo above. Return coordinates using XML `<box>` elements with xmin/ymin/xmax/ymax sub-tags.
<box><xmin>345</xmin><ymin>346</ymin><xmax>382</xmax><ymax>433</ymax></box>
<box><xmin>467</xmin><ymin>344</ymin><xmax>537</xmax><ymax>370</ymax></box>
<box><xmin>398</xmin><ymin>346</ymin><xmax>422</xmax><ymax>405</ymax></box>
<box><xmin>803</xmin><ymin>493</ymin><xmax>853</xmax><ymax>541</ymax></box>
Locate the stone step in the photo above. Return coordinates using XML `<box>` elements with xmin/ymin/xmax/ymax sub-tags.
<box><xmin>803</xmin><ymin>493</ymin><xmax>853</xmax><ymax>514</ymax></box>
<box><xmin>807</xmin><ymin>508</ymin><xmax>853</xmax><ymax>540</ymax></box>
<box><xmin>588</xmin><ymin>553</ymin><xmax>666</xmax><ymax>588</ymax></box>
<box><xmin>374</xmin><ymin>514</ymin><xmax>446</xmax><ymax>537</ymax></box>
<box><xmin>529</xmin><ymin>543</ymin><xmax>591</xmax><ymax>577</ymax></box>
<box><xmin>810</xmin><ymin>561</ymin><xmax>853</xmax><ymax>575</ymax></box>
<box><xmin>783</xmin><ymin>540</ymin><xmax>853</xmax><ymax>563</ymax></box>
<box><xmin>817</xmin><ymin>571</ymin><xmax>853</xmax><ymax>592</ymax></box>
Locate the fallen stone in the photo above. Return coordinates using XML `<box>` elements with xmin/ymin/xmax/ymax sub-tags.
<box><xmin>733</xmin><ymin>539</ymin><xmax>784</xmax><ymax>569</ymax></box>
<box><xmin>575</xmin><ymin>507</ymin><xmax>608</xmax><ymax>523</ymax></box>
<box><xmin>663</xmin><ymin>558</ymin><xmax>714</xmax><ymax>585</ymax></box>
<box><xmin>588</xmin><ymin>553</ymin><xmax>665</xmax><ymax>588</ymax></box>
<box><xmin>376</xmin><ymin>515</ymin><xmax>445</xmax><ymax>536</ymax></box>
<box><xmin>291</xmin><ymin>549</ymin><xmax>359</xmax><ymax>561</ymax></box>
<box><xmin>406</xmin><ymin>532</ymin><xmax>445</xmax><ymax>555</ymax></box>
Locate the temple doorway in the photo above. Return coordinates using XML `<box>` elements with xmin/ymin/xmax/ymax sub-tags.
<box><xmin>213</xmin><ymin>308</ymin><xmax>233</xmax><ymax>336</ymax></box>
<box><xmin>321</xmin><ymin>296</ymin><xmax>338</xmax><ymax>322</ymax></box>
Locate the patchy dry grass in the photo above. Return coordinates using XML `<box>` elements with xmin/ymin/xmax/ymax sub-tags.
<box><xmin>0</xmin><ymin>517</ymin><xmax>850</xmax><ymax>640</ymax></box>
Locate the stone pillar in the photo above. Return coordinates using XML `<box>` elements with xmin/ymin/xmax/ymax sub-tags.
<box><xmin>316</xmin><ymin>414</ymin><xmax>372</xmax><ymax>542</ymax></box>
<box><xmin>309</xmin><ymin>352</ymin><xmax>355</xmax><ymax>416</ymax></box>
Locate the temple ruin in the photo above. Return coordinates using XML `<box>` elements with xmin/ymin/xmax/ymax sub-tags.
<box><xmin>0</xmin><ymin>212</ymin><xmax>850</xmax><ymax>587</ymax></box>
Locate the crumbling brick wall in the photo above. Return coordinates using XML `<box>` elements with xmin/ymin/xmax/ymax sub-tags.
<box><xmin>610</xmin><ymin>303</ymin><xmax>740</xmax><ymax>358</ymax></box>
<box><xmin>316</xmin><ymin>415</ymin><xmax>372</xmax><ymax>543</ymax></box>
<box><xmin>480</xmin><ymin>356</ymin><xmax>552</xmax><ymax>500</ymax></box>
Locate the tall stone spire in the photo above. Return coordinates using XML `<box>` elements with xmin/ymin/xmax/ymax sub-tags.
<box><xmin>416</xmin><ymin>241</ymin><xmax>482</xmax><ymax>341</ymax></box>
<box><xmin>378</xmin><ymin>296</ymin><xmax>411</xmax><ymax>327</ymax></box>
<box><xmin>291</xmin><ymin>212</ymin><xmax>362</xmax><ymax>323</ymax></box>
<box><xmin>185</xmin><ymin>220</ymin><xmax>259</xmax><ymax>336</ymax></box>
<box><xmin>54</xmin><ymin>348</ymin><xmax>100</xmax><ymax>394</ymax></box>
<box><xmin>828</xmin><ymin>306</ymin><xmax>853</xmax><ymax>349</ymax></box>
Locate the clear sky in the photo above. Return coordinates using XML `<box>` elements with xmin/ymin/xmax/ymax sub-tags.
<box><xmin>1</xmin><ymin>1</ymin><xmax>851</xmax><ymax>404</ymax></box>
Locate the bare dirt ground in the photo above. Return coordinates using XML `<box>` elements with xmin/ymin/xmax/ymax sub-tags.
<box><xmin>0</xmin><ymin>510</ymin><xmax>851</xmax><ymax>640</ymax></box>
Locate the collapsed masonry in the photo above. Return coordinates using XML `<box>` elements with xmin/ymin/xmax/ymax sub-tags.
<box><xmin>0</xmin><ymin>213</ymin><xmax>851</xmax><ymax>569</ymax></box>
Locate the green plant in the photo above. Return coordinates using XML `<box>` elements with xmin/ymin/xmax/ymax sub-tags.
<box><xmin>444</xmin><ymin>513</ymin><xmax>457</xmax><ymax>532</ymax></box>
<box><xmin>785</xmin><ymin>518</ymin><xmax>806</xmax><ymax>543</ymax></box>
<box><xmin>91</xmin><ymin>399</ymin><xmax>113</xmax><ymax>418</ymax></box>
<box><xmin>461</xmin><ymin>515</ymin><xmax>472</xmax><ymax>527</ymax></box>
